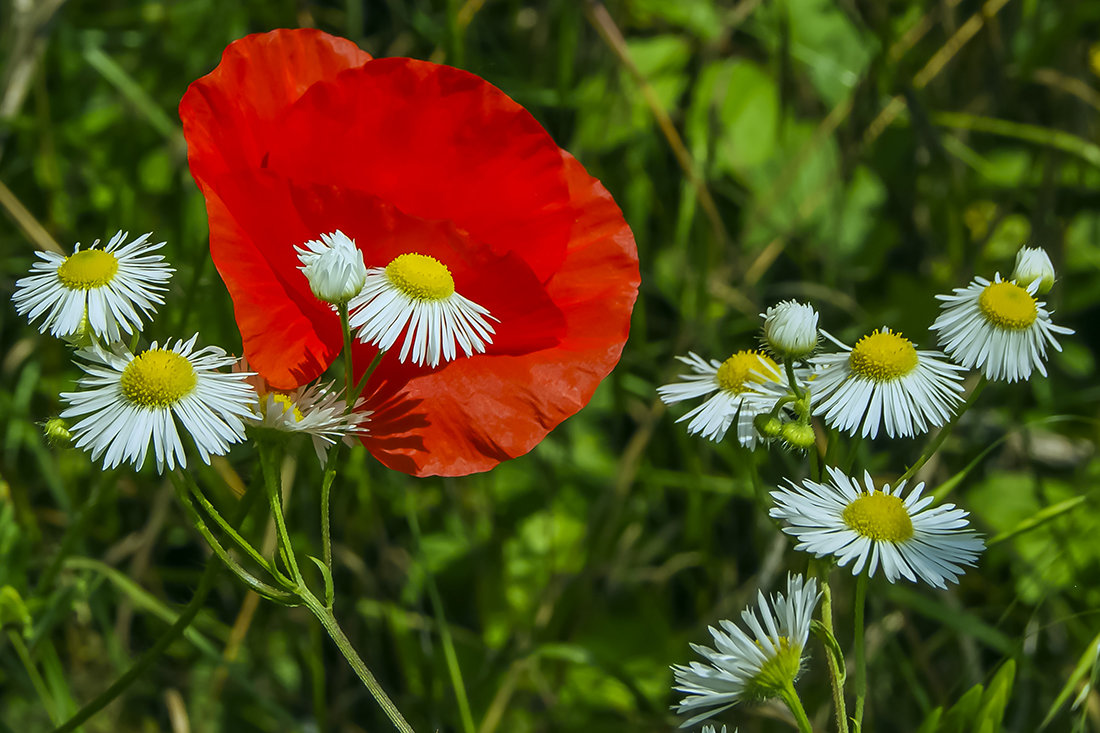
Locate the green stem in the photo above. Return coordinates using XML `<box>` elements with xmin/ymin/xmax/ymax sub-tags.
<box><xmin>10</xmin><ymin>630</ymin><xmax>59</xmax><ymax>725</ymax></box>
<box><xmin>779</xmin><ymin>680</ymin><xmax>814</xmax><ymax>733</ymax></box>
<box><xmin>352</xmin><ymin>350</ymin><xmax>385</xmax><ymax>406</ymax></box>
<box><xmin>784</xmin><ymin>358</ymin><xmax>804</xmax><ymax>400</ymax></box>
<box><xmin>898</xmin><ymin>376</ymin><xmax>987</xmax><ymax>484</ymax></box>
<box><xmin>817</xmin><ymin>564</ymin><xmax>849</xmax><ymax>733</ymax></box>
<box><xmin>260</xmin><ymin>443</ymin><xmax>303</xmax><ymax>584</ymax></box>
<box><xmin>52</xmin><ymin>558</ymin><xmax>221</xmax><ymax>732</ymax></box>
<box><xmin>320</xmin><ymin>446</ymin><xmax>339</xmax><ymax>606</ymax></box>
<box><xmin>36</xmin><ymin>474</ymin><xmax>109</xmax><ymax>595</ymax></box>
<box><xmin>853</xmin><ymin>572</ymin><xmax>868</xmax><ymax>732</ymax></box>
<box><xmin>339</xmin><ymin>304</ymin><xmax>355</xmax><ymax>409</ymax></box>
<box><xmin>299</xmin><ymin>589</ymin><xmax>416</xmax><ymax>733</ymax></box>
<box><xmin>405</xmin><ymin>494</ymin><xmax>476</xmax><ymax>733</ymax></box>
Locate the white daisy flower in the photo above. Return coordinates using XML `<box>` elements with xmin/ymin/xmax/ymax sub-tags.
<box><xmin>761</xmin><ymin>300</ymin><xmax>819</xmax><ymax>360</ymax></box>
<box><xmin>295</xmin><ymin>230</ymin><xmax>367</xmax><ymax>306</ymax></box>
<box><xmin>238</xmin><ymin>363</ymin><xmax>370</xmax><ymax>466</ymax></box>
<box><xmin>658</xmin><ymin>351</ymin><xmax>785</xmax><ymax>446</ymax></box>
<box><xmin>931</xmin><ymin>273</ymin><xmax>1073</xmax><ymax>383</ymax></box>
<box><xmin>672</xmin><ymin>574</ymin><xmax>820</xmax><ymax>727</ymax></box>
<box><xmin>770</xmin><ymin>466</ymin><xmax>985</xmax><ymax>589</ymax></box>
<box><xmin>60</xmin><ymin>335</ymin><xmax>257</xmax><ymax>472</ymax></box>
<box><xmin>12</xmin><ymin>231</ymin><xmax>173</xmax><ymax>342</ymax></box>
<box><xmin>811</xmin><ymin>327</ymin><xmax>965</xmax><ymax>439</ymax></box>
<box><xmin>348</xmin><ymin>252</ymin><xmax>496</xmax><ymax>368</ymax></box>
<box><xmin>1012</xmin><ymin>246</ymin><xmax>1056</xmax><ymax>295</ymax></box>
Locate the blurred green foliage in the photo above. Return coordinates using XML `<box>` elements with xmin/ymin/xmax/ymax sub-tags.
<box><xmin>1</xmin><ymin>0</ymin><xmax>1099</xmax><ymax>731</ymax></box>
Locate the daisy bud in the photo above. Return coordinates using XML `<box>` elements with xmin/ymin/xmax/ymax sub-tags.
<box><xmin>754</xmin><ymin>413</ymin><xmax>783</xmax><ymax>438</ymax></box>
<box><xmin>295</xmin><ymin>230</ymin><xmax>367</xmax><ymax>306</ymax></box>
<box><xmin>781</xmin><ymin>421</ymin><xmax>816</xmax><ymax>451</ymax></box>
<box><xmin>1012</xmin><ymin>246</ymin><xmax>1056</xmax><ymax>295</ymax></box>
<box><xmin>761</xmin><ymin>300</ymin><xmax>819</xmax><ymax>360</ymax></box>
<box><xmin>41</xmin><ymin>417</ymin><xmax>73</xmax><ymax>447</ymax></box>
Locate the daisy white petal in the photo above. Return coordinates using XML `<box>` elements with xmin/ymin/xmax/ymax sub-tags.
<box><xmin>657</xmin><ymin>351</ymin><xmax>785</xmax><ymax>446</ymax></box>
<box><xmin>931</xmin><ymin>273</ymin><xmax>1073</xmax><ymax>383</ymax></box>
<box><xmin>811</xmin><ymin>327</ymin><xmax>965</xmax><ymax>439</ymax></box>
<box><xmin>13</xmin><ymin>231</ymin><xmax>173</xmax><ymax>342</ymax></box>
<box><xmin>672</xmin><ymin>574</ymin><xmax>820</xmax><ymax>727</ymax></box>
<box><xmin>59</xmin><ymin>336</ymin><xmax>256</xmax><ymax>472</ymax></box>
<box><xmin>348</xmin><ymin>252</ymin><xmax>496</xmax><ymax>368</ymax></box>
<box><xmin>770</xmin><ymin>466</ymin><xmax>985</xmax><ymax>589</ymax></box>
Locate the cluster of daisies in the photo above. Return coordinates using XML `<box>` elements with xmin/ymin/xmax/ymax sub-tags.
<box><xmin>12</xmin><ymin>231</ymin><xmax>369</xmax><ymax>472</ymax></box>
<box><xmin>662</xmin><ymin>246</ymin><xmax>1071</xmax><ymax>729</ymax></box>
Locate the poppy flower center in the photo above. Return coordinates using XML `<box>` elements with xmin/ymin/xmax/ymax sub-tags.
<box><xmin>716</xmin><ymin>351</ymin><xmax>778</xmax><ymax>394</ymax></box>
<box><xmin>385</xmin><ymin>253</ymin><xmax>455</xmax><ymax>301</ymax></box>
<box><xmin>270</xmin><ymin>393</ymin><xmax>304</xmax><ymax>422</ymax></box>
<box><xmin>57</xmin><ymin>249</ymin><xmax>119</xmax><ymax>290</ymax></box>
<box><xmin>848</xmin><ymin>330</ymin><xmax>918</xmax><ymax>382</ymax></box>
<box><xmin>120</xmin><ymin>350</ymin><xmax>197</xmax><ymax>408</ymax></box>
<box><xmin>978</xmin><ymin>280</ymin><xmax>1037</xmax><ymax>330</ymax></box>
<box><xmin>746</xmin><ymin>636</ymin><xmax>802</xmax><ymax>700</ymax></box>
<box><xmin>842</xmin><ymin>491</ymin><xmax>914</xmax><ymax>542</ymax></box>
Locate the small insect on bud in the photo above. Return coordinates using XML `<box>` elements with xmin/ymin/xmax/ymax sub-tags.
<box><xmin>41</xmin><ymin>417</ymin><xmax>73</xmax><ymax>447</ymax></box>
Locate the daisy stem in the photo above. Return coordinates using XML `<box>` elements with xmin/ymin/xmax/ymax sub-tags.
<box><xmin>816</xmin><ymin>564</ymin><xmax>850</xmax><ymax>733</ymax></box>
<box><xmin>320</xmin><ymin>443</ymin><xmax>340</xmax><ymax>609</ymax></box>
<box><xmin>298</xmin><ymin>587</ymin><xmax>416</xmax><ymax>733</ymax></box>
<box><xmin>780</xmin><ymin>680</ymin><xmax>814</xmax><ymax>733</ymax></box>
<box><xmin>853</xmin><ymin>572</ymin><xmax>868</xmax><ymax>732</ymax></box>
<box><xmin>785</xmin><ymin>358</ymin><xmax>804</xmax><ymax>400</ymax></box>
<box><xmin>339</xmin><ymin>304</ymin><xmax>355</xmax><ymax>409</ymax></box>
<box><xmin>897</xmin><ymin>376</ymin><xmax>987</xmax><ymax>484</ymax></box>
<box><xmin>404</xmin><ymin>493</ymin><xmax>477</xmax><ymax>733</ymax></box>
<box><xmin>260</xmin><ymin>443</ymin><xmax>304</xmax><ymax>585</ymax></box>
<box><xmin>351</xmin><ymin>349</ymin><xmax>385</xmax><ymax>407</ymax></box>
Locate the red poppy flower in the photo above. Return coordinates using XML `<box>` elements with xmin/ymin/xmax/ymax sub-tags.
<box><xmin>179</xmin><ymin>29</ymin><xmax>639</xmax><ymax>477</ymax></box>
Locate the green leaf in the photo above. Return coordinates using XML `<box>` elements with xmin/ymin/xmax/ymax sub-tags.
<box><xmin>308</xmin><ymin>555</ymin><xmax>335</xmax><ymax>610</ymax></box>
<box><xmin>976</xmin><ymin>660</ymin><xmax>1015</xmax><ymax>732</ymax></box>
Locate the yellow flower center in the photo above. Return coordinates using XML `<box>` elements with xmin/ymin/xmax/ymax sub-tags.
<box><xmin>842</xmin><ymin>491</ymin><xmax>914</xmax><ymax>542</ymax></box>
<box><xmin>848</xmin><ymin>330</ymin><xmax>918</xmax><ymax>382</ymax></box>
<box><xmin>270</xmin><ymin>393</ymin><xmax>304</xmax><ymax>422</ymax></box>
<box><xmin>120</xmin><ymin>350</ymin><xmax>197</xmax><ymax>408</ymax></box>
<box><xmin>746</xmin><ymin>636</ymin><xmax>802</xmax><ymax>700</ymax></box>
<box><xmin>56</xmin><ymin>249</ymin><xmax>119</xmax><ymax>290</ymax></box>
<box><xmin>978</xmin><ymin>280</ymin><xmax>1038</xmax><ymax>330</ymax></box>
<box><xmin>385</xmin><ymin>253</ymin><xmax>455</xmax><ymax>301</ymax></box>
<box><xmin>716</xmin><ymin>351</ymin><xmax>779</xmax><ymax>394</ymax></box>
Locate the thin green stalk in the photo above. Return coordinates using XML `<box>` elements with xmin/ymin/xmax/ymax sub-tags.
<box><xmin>853</xmin><ymin>572</ymin><xmax>868</xmax><ymax>732</ymax></box>
<box><xmin>352</xmin><ymin>349</ymin><xmax>385</xmax><ymax>405</ymax></box>
<box><xmin>299</xmin><ymin>589</ymin><xmax>416</xmax><ymax>733</ymax></box>
<box><xmin>405</xmin><ymin>494</ymin><xmax>476</xmax><ymax>733</ymax></box>
<box><xmin>817</xmin><ymin>563</ymin><xmax>849</xmax><ymax>733</ymax></box>
<box><xmin>320</xmin><ymin>446</ymin><xmax>339</xmax><ymax>602</ymax></box>
<box><xmin>779</xmin><ymin>680</ymin><xmax>814</xmax><ymax>733</ymax></box>
<box><xmin>260</xmin><ymin>443</ymin><xmax>303</xmax><ymax>584</ymax></box>
<box><xmin>36</xmin><ymin>474</ymin><xmax>109</xmax><ymax>595</ymax></box>
<box><xmin>784</xmin><ymin>358</ymin><xmax>804</xmax><ymax>400</ymax></box>
<box><xmin>898</xmin><ymin>376</ymin><xmax>987</xmax><ymax>484</ymax></box>
<box><xmin>52</xmin><ymin>559</ymin><xmax>221</xmax><ymax>732</ymax></box>
<box><xmin>339</xmin><ymin>304</ymin><xmax>355</xmax><ymax>409</ymax></box>
<box><xmin>10</xmin><ymin>630</ymin><xmax>58</xmax><ymax>725</ymax></box>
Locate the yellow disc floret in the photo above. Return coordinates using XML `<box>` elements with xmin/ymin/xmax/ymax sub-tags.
<box><xmin>848</xmin><ymin>329</ymin><xmax>918</xmax><ymax>382</ymax></box>
<box><xmin>57</xmin><ymin>249</ymin><xmax>119</xmax><ymax>290</ymax></box>
<box><xmin>842</xmin><ymin>491</ymin><xmax>914</xmax><ymax>543</ymax></box>
<box><xmin>120</xmin><ymin>349</ymin><xmax>197</xmax><ymax>408</ymax></box>
<box><xmin>978</xmin><ymin>280</ymin><xmax>1038</xmax><ymax>330</ymax></box>
<box><xmin>716</xmin><ymin>351</ymin><xmax>779</xmax><ymax>394</ymax></box>
<box><xmin>385</xmin><ymin>253</ymin><xmax>455</xmax><ymax>301</ymax></box>
<box><xmin>270</xmin><ymin>393</ymin><xmax>304</xmax><ymax>422</ymax></box>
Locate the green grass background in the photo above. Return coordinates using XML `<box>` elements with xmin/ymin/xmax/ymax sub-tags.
<box><xmin>1</xmin><ymin>0</ymin><xmax>1099</xmax><ymax>731</ymax></box>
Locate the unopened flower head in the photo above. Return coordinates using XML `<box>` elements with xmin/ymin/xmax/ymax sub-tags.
<box><xmin>672</xmin><ymin>574</ymin><xmax>820</xmax><ymax>727</ymax></box>
<box><xmin>770</xmin><ymin>466</ymin><xmax>984</xmax><ymax>588</ymax></box>
<box><xmin>811</xmin><ymin>327</ymin><xmax>965</xmax><ymax>439</ymax></box>
<box><xmin>1012</xmin><ymin>246</ymin><xmax>1055</xmax><ymax>295</ymax></box>
<box><xmin>60</xmin><ymin>336</ymin><xmax>257</xmax><ymax>472</ymax></box>
<box><xmin>931</xmin><ymin>273</ymin><xmax>1073</xmax><ymax>382</ymax></box>
<box><xmin>13</xmin><ymin>231</ymin><xmax>173</xmax><ymax>342</ymax></box>
<box><xmin>349</xmin><ymin>252</ymin><xmax>497</xmax><ymax>368</ymax></box>
<box><xmin>761</xmin><ymin>300</ymin><xmax>819</xmax><ymax>359</ymax></box>
<box><xmin>658</xmin><ymin>351</ymin><xmax>784</xmax><ymax>446</ymax></box>
<box><xmin>296</xmin><ymin>230</ymin><xmax>368</xmax><ymax>306</ymax></box>
<box><xmin>238</xmin><ymin>361</ymin><xmax>370</xmax><ymax>466</ymax></box>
